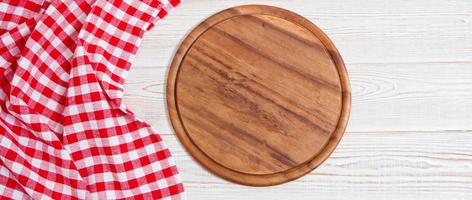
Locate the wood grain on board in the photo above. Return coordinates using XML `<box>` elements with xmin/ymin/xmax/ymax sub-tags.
<box><xmin>125</xmin><ymin>0</ymin><xmax>472</xmax><ymax>199</ymax></box>
<box><xmin>166</xmin><ymin>5</ymin><xmax>351</xmax><ymax>186</ymax></box>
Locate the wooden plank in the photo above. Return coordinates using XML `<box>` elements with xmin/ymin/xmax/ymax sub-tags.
<box><xmin>162</xmin><ymin>131</ymin><xmax>472</xmax><ymax>200</ymax></box>
<box><xmin>134</xmin><ymin>0</ymin><xmax>472</xmax><ymax>68</ymax></box>
<box><xmin>123</xmin><ymin>62</ymin><xmax>472</xmax><ymax>133</ymax></box>
<box><xmin>122</xmin><ymin>0</ymin><xmax>472</xmax><ymax>199</ymax></box>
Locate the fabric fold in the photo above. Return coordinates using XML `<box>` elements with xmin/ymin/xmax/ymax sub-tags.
<box><xmin>0</xmin><ymin>0</ymin><xmax>184</xmax><ymax>199</ymax></box>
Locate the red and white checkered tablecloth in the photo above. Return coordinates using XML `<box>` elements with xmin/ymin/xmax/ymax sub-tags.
<box><xmin>0</xmin><ymin>0</ymin><xmax>184</xmax><ymax>199</ymax></box>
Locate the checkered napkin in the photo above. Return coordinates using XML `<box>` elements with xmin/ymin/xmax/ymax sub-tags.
<box><xmin>0</xmin><ymin>0</ymin><xmax>184</xmax><ymax>199</ymax></box>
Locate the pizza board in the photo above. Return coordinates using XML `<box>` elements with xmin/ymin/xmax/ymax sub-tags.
<box><xmin>167</xmin><ymin>5</ymin><xmax>351</xmax><ymax>186</ymax></box>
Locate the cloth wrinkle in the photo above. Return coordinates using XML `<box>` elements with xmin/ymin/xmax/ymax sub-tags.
<box><xmin>0</xmin><ymin>0</ymin><xmax>184</xmax><ymax>199</ymax></box>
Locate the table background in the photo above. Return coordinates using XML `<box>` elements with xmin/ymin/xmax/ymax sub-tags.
<box><xmin>126</xmin><ymin>1</ymin><xmax>472</xmax><ymax>199</ymax></box>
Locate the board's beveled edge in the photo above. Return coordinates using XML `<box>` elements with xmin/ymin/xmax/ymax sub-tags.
<box><xmin>166</xmin><ymin>5</ymin><xmax>351</xmax><ymax>186</ymax></box>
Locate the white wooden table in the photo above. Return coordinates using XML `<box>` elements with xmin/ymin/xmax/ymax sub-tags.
<box><xmin>126</xmin><ymin>1</ymin><xmax>472</xmax><ymax>199</ymax></box>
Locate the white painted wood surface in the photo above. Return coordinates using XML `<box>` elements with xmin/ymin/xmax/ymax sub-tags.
<box><xmin>125</xmin><ymin>1</ymin><xmax>472</xmax><ymax>199</ymax></box>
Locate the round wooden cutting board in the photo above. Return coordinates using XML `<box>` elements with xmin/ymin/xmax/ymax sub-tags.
<box><xmin>167</xmin><ymin>5</ymin><xmax>351</xmax><ymax>186</ymax></box>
